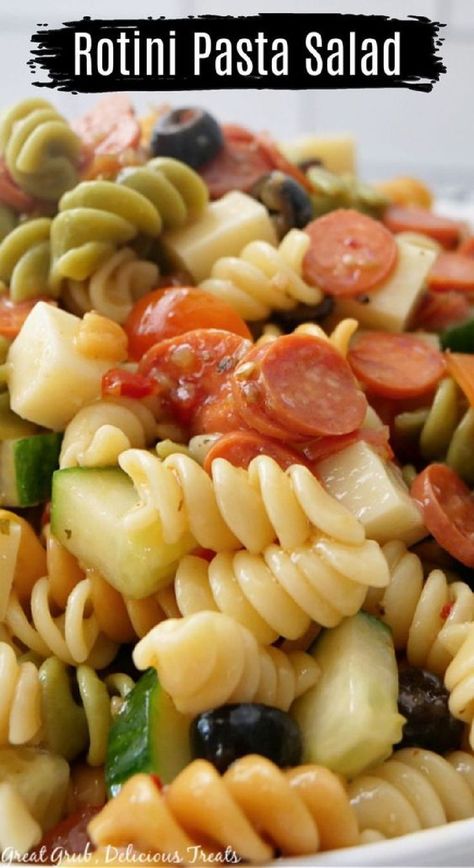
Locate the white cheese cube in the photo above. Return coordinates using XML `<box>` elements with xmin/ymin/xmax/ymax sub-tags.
<box><xmin>334</xmin><ymin>240</ymin><xmax>437</xmax><ymax>333</ymax></box>
<box><xmin>281</xmin><ymin>134</ymin><xmax>356</xmax><ymax>175</ymax></box>
<box><xmin>317</xmin><ymin>440</ymin><xmax>426</xmax><ymax>546</ymax></box>
<box><xmin>8</xmin><ymin>303</ymin><xmax>116</xmax><ymax>430</ymax></box>
<box><xmin>161</xmin><ymin>191</ymin><xmax>277</xmax><ymax>283</ymax></box>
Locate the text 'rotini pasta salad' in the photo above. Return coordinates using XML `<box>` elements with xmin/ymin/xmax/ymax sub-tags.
<box><xmin>0</xmin><ymin>95</ymin><xmax>474</xmax><ymax>865</ymax></box>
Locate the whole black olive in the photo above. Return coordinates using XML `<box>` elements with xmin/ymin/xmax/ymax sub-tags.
<box><xmin>190</xmin><ymin>703</ymin><xmax>302</xmax><ymax>773</ymax></box>
<box><xmin>150</xmin><ymin>107</ymin><xmax>223</xmax><ymax>169</ymax></box>
<box><xmin>250</xmin><ymin>171</ymin><xmax>314</xmax><ymax>239</ymax></box>
<box><xmin>398</xmin><ymin>667</ymin><xmax>463</xmax><ymax>753</ymax></box>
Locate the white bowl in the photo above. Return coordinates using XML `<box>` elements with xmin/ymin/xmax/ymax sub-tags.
<box><xmin>277</xmin><ymin>819</ymin><xmax>474</xmax><ymax>866</ymax></box>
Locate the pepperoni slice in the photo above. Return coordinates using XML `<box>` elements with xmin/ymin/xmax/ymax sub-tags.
<box><xmin>191</xmin><ymin>380</ymin><xmax>247</xmax><ymax>436</ymax></box>
<box><xmin>31</xmin><ymin>807</ymin><xmax>100</xmax><ymax>861</ymax></box>
<box><xmin>234</xmin><ymin>334</ymin><xmax>367</xmax><ymax>439</ymax></box>
<box><xmin>231</xmin><ymin>343</ymin><xmax>305</xmax><ymax>441</ymax></box>
<box><xmin>411</xmin><ymin>464</ymin><xmax>474</xmax><ymax>567</ymax></box>
<box><xmin>428</xmin><ymin>252</ymin><xmax>474</xmax><ymax>293</ymax></box>
<box><xmin>203</xmin><ymin>430</ymin><xmax>305</xmax><ymax>473</ymax></box>
<box><xmin>199</xmin><ymin>125</ymin><xmax>273</xmax><ymax>199</ymax></box>
<box><xmin>303</xmin><ymin>209</ymin><xmax>398</xmax><ymax>297</ymax></box>
<box><xmin>348</xmin><ymin>332</ymin><xmax>445</xmax><ymax>399</ymax></box>
<box><xmin>458</xmin><ymin>237</ymin><xmax>474</xmax><ymax>258</ymax></box>
<box><xmin>139</xmin><ymin>329</ymin><xmax>251</xmax><ymax>428</ymax></box>
<box><xmin>72</xmin><ymin>95</ymin><xmax>140</xmax><ymax>156</ymax></box>
<box><xmin>383</xmin><ymin>205</ymin><xmax>461</xmax><ymax>250</ymax></box>
<box><xmin>299</xmin><ymin>427</ymin><xmax>393</xmax><ymax>466</ymax></box>
<box><xmin>413</xmin><ymin>291</ymin><xmax>470</xmax><ymax>332</ymax></box>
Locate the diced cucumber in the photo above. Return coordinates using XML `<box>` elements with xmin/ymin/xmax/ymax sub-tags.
<box><xmin>441</xmin><ymin>318</ymin><xmax>474</xmax><ymax>353</ymax></box>
<box><xmin>51</xmin><ymin>467</ymin><xmax>195</xmax><ymax>598</ymax></box>
<box><xmin>0</xmin><ymin>746</ymin><xmax>69</xmax><ymax>832</ymax></box>
<box><xmin>291</xmin><ymin>613</ymin><xmax>405</xmax><ymax>779</ymax></box>
<box><xmin>106</xmin><ymin>668</ymin><xmax>191</xmax><ymax>797</ymax></box>
<box><xmin>0</xmin><ymin>432</ymin><xmax>62</xmax><ymax>507</ymax></box>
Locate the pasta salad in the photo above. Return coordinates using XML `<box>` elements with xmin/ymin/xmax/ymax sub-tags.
<box><xmin>0</xmin><ymin>95</ymin><xmax>474</xmax><ymax>864</ymax></box>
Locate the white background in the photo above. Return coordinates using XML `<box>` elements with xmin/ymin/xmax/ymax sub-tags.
<box><xmin>0</xmin><ymin>0</ymin><xmax>473</xmax><ymax>189</ymax></box>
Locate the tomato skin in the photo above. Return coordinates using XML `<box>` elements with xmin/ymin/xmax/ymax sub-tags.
<box><xmin>413</xmin><ymin>291</ymin><xmax>470</xmax><ymax>332</ymax></box>
<box><xmin>411</xmin><ymin>464</ymin><xmax>474</xmax><ymax>567</ymax></box>
<box><xmin>458</xmin><ymin>237</ymin><xmax>474</xmax><ymax>258</ymax></box>
<box><xmin>383</xmin><ymin>205</ymin><xmax>461</xmax><ymax>249</ymax></box>
<box><xmin>125</xmin><ymin>287</ymin><xmax>251</xmax><ymax>361</ymax></box>
<box><xmin>303</xmin><ymin>209</ymin><xmax>398</xmax><ymax>297</ymax></box>
<box><xmin>203</xmin><ymin>430</ymin><xmax>306</xmax><ymax>473</ymax></box>
<box><xmin>139</xmin><ymin>329</ymin><xmax>252</xmax><ymax>428</ymax></box>
<box><xmin>0</xmin><ymin>296</ymin><xmax>56</xmax><ymax>339</ymax></box>
<box><xmin>102</xmin><ymin>368</ymin><xmax>157</xmax><ymax>399</ymax></box>
<box><xmin>348</xmin><ymin>332</ymin><xmax>445</xmax><ymax>399</ymax></box>
<box><xmin>31</xmin><ymin>807</ymin><xmax>100</xmax><ymax>861</ymax></box>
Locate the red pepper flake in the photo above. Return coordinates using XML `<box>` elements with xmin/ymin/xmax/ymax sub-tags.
<box><xmin>150</xmin><ymin>774</ymin><xmax>163</xmax><ymax>791</ymax></box>
<box><xmin>440</xmin><ymin>603</ymin><xmax>453</xmax><ymax>620</ymax></box>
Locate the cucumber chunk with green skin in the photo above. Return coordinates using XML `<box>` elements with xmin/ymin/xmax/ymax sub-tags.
<box><xmin>291</xmin><ymin>613</ymin><xmax>405</xmax><ymax>779</ymax></box>
<box><xmin>0</xmin><ymin>432</ymin><xmax>62</xmax><ymax>506</ymax></box>
<box><xmin>0</xmin><ymin>392</ymin><xmax>38</xmax><ymax>440</ymax></box>
<box><xmin>106</xmin><ymin>668</ymin><xmax>191</xmax><ymax>797</ymax></box>
<box><xmin>51</xmin><ymin>467</ymin><xmax>195</xmax><ymax>598</ymax></box>
<box><xmin>441</xmin><ymin>318</ymin><xmax>474</xmax><ymax>353</ymax></box>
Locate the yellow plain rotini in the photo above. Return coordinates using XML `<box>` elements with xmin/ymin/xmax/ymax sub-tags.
<box><xmin>175</xmin><ymin>531</ymin><xmax>390</xmax><ymax>645</ymax></box>
<box><xmin>89</xmin><ymin>755</ymin><xmax>358</xmax><ymax>862</ymax></box>
<box><xmin>0</xmin><ymin>643</ymin><xmax>41</xmax><ymax>746</ymax></box>
<box><xmin>133</xmin><ymin>611</ymin><xmax>320</xmax><ymax>715</ymax></box>
<box><xmin>60</xmin><ymin>398</ymin><xmax>158</xmax><ymax>469</ymax></box>
<box><xmin>364</xmin><ymin>541</ymin><xmax>474</xmax><ymax>675</ymax></box>
<box><xmin>199</xmin><ymin>229</ymin><xmax>322</xmax><ymax>321</ymax></box>
<box><xmin>63</xmin><ymin>247</ymin><xmax>160</xmax><ymax>323</ymax></box>
<box><xmin>349</xmin><ymin>748</ymin><xmax>474</xmax><ymax>839</ymax></box>
<box><xmin>119</xmin><ymin>450</ymin><xmax>367</xmax><ymax>554</ymax></box>
<box><xmin>440</xmin><ymin>623</ymin><xmax>474</xmax><ymax>749</ymax></box>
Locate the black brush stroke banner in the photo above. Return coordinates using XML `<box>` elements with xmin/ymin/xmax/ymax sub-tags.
<box><xmin>29</xmin><ymin>14</ymin><xmax>446</xmax><ymax>94</ymax></box>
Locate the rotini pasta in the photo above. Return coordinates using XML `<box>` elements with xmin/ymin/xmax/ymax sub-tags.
<box><xmin>0</xmin><ymin>98</ymin><xmax>80</xmax><ymax>201</ymax></box>
<box><xmin>0</xmin><ymin>203</ymin><xmax>17</xmax><ymax>243</ymax></box>
<box><xmin>50</xmin><ymin>157</ymin><xmax>207</xmax><ymax>285</ymax></box>
<box><xmin>0</xmin><ymin>217</ymin><xmax>52</xmax><ymax>301</ymax></box>
<box><xmin>63</xmin><ymin>247</ymin><xmax>160</xmax><ymax>323</ymax></box>
<box><xmin>199</xmin><ymin>229</ymin><xmax>323</xmax><ymax>321</ymax></box>
<box><xmin>349</xmin><ymin>748</ymin><xmax>474</xmax><ymax>839</ymax></box>
<box><xmin>364</xmin><ymin>541</ymin><xmax>474</xmax><ymax>675</ymax></box>
<box><xmin>0</xmin><ymin>643</ymin><xmax>42</xmax><ymax>746</ymax></box>
<box><xmin>5</xmin><ymin>576</ymin><xmax>118</xmax><ymax>668</ymax></box>
<box><xmin>118</xmin><ymin>450</ymin><xmax>367</xmax><ymax>554</ymax></box>
<box><xmin>174</xmin><ymin>531</ymin><xmax>390</xmax><ymax>644</ymax></box>
<box><xmin>440</xmin><ymin>622</ymin><xmax>474</xmax><ymax>749</ymax></box>
<box><xmin>89</xmin><ymin>755</ymin><xmax>359</xmax><ymax>862</ymax></box>
<box><xmin>395</xmin><ymin>377</ymin><xmax>474</xmax><ymax>485</ymax></box>
<box><xmin>133</xmin><ymin>611</ymin><xmax>320</xmax><ymax>714</ymax></box>
<box><xmin>59</xmin><ymin>398</ymin><xmax>158</xmax><ymax>469</ymax></box>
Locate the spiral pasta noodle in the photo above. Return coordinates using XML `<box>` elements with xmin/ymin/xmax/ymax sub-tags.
<box><xmin>0</xmin><ymin>217</ymin><xmax>53</xmax><ymax>301</ymax></box>
<box><xmin>175</xmin><ymin>532</ymin><xmax>390</xmax><ymax>645</ymax></box>
<box><xmin>89</xmin><ymin>755</ymin><xmax>359</xmax><ymax>862</ymax></box>
<box><xmin>60</xmin><ymin>398</ymin><xmax>158</xmax><ymax>469</ymax></box>
<box><xmin>364</xmin><ymin>541</ymin><xmax>474</xmax><ymax>676</ymax></box>
<box><xmin>0</xmin><ymin>98</ymin><xmax>80</xmax><ymax>201</ymax></box>
<box><xmin>0</xmin><ymin>643</ymin><xmax>42</xmax><ymax>746</ymax></box>
<box><xmin>133</xmin><ymin>611</ymin><xmax>320</xmax><ymax>715</ymax></box>
<box><xmin>349</xmin><ymin>748</ymin><xmax>474</xmax><ymax>839</ymax></box>
<box><xmin>118</xmin><ymin>450</ymin><xmax>367</xmax><ymax>554</ymax></box>
<box><xmin>4</xmin><ymin>576</ymin><xmax>118</xmax><ymax>669</ymax></box>
<box><xmin>50</xmin><ymin>157</ymin><xmax>207</xmax><ymax>285</ymax></box>
<box><xmin>395</xmin><ymin>377</ymin><xmax>474</xmax><ymax>486</ymax></box>
<box><xmin>440</xmin><ymin>622</ymin><xmax>474</xmax><ymax>749</ymax></box>
<box><xmin>63</xmin><ymin>247</ymin><xmax>160</xmax><ymax>323</ymax></box>
<box><xmin>0</xmin><ymin>203</ymin><xmax>17</xmax><ymax>243</ymax></box>
<box><xmin>199</xmin><ymin>229</ymin><xmax>323</xmax><ymax>321</ymax></box>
